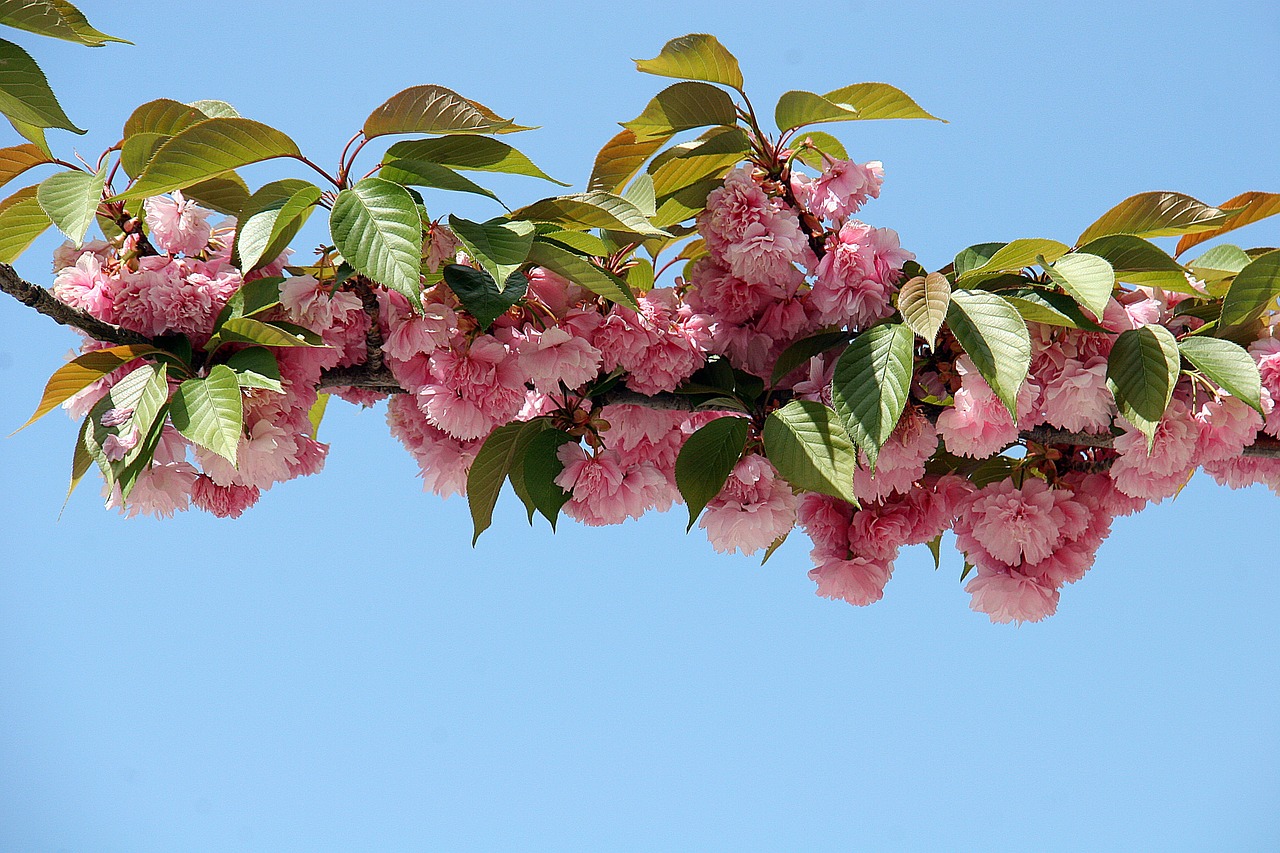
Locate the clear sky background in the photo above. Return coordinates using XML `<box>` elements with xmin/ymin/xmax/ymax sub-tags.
<box><xmin>1</xmin><ymin>1</ymin><xmax>1278</xmax><ymax>850</ymax></box>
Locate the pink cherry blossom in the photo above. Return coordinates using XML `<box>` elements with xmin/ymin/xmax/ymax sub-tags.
<box><xmin>143</xmin><ymin>191</ymin><xmax>213</xmax><ymax>255</ymax></box>
<box><xmin>700</xmin><ymin>454</ymin><xmax>798</xmax><ymax>555</ymax></box>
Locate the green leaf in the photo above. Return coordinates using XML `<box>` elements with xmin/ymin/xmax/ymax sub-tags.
<box><xmin>625</xmin><ymin>256</ymin><xmax>654</xmax><ymax>291</ymax></box>
<box><xmin>1106</xmin><ymin>323</ymin><xmax>1180</xmax><ymax>447</ymax></box>
<box><xmin>1002</xmin><ymin>287</ymin><xmax>1108</xmax><ymax>331</ymax></box>
<box><xmin>926</xmin><ymin>535</ymin><xmax>943</xmax><ymax>570</ymax></box>
<box><xmin>1221</xmin><ymin>249</ymin><xmax>1280</xmax><ymax>328</ymax></box>
<box><xmin>363</xmin><ymin>85</ymin><xmax>522</xmax><ymax>139</ymax></box>
<box><xmin>588</xmin><ymin>129</ymin><xmax>670</xmax><ymax>194</ymax></box>
<box><xmin>385</xmin><ymin>136</ymin><xmax>565</xmax><ymax>185</ymax></box>
<box><xmin>214</xmin><ymin>316</ymin><xmax>325</xmax><ymax>349</ymax></box>
<box><xmin>81</xmin><ymin>364</ymin><xmax>159</xmax><ymax>490</ymax></box>
<box><xmin>830</xmin><ymin>323</ymin><xmax>915</xmax><ymax>469</ymax></box>
<box><xmin>675</xmin><ymin>415</ymin><xmax>749</xmax><ymax>529</ymax></box>
<box><xmin>1077</xmin><ymin>191</ymin><xmax>1236</xmax><ymax>245</ymax></box>
<box><xmin>0</xmin><ymin>0</ymin><xmax>128</xmax><ymax>46</ymax></box>
<box><xmin>467</xmin><ymin>419</ymin><xmax>543</xmax><ymax>544</ymax></box>
<box><xmin>0</xmin><ymin>183</ymin><xmax>49</xmax><ymax>261</ymax></box>
<box><xmin>538</xmin><ymin>228</ymin><xmax>612</xmax><ymax>257</ymax></box>
<box><xmin>447</xmin><ymin>215</ymin><xmax>534</xmax><ymax>290</ymax></box>
<box><xmin>216</xmin><ymin>275</ymin><xmax>284</xmax><ymax>325</ymax></box>
<box><xmin>1178</xmin><ymin>336</ymin><xmax>1263</xmax><ymax>415</ymax></box>
<box><xmin>1188</xmin><ymin>244</ymin><xmax>1251</xmax><ymax>284</ymax></box>
<box><xmin>187</xmin><ymin>99</ymin><xmax>238</xmax><ymax>118</ymax></box>
<box><xmin>441</xmin><ymin>264</ymin><xmax>527</xmax><ymax>329</ymax></box>
<box><xmin>6</xmin><ymin>114</ymin><xmax>48</xmax><ymax>155</ymax></box>
<box><xmin>0</xmin><ymin>142</ymin><xmax>49</xmax><ymax>190</ymax></box>
<box><xmin>36</xmin><ymin>165</ymin><xmax>104</xmax><ymax>245</ymax></box>
<box><xmin>769</xmin><ymin>330</ymin><xmax>850</xmax><ymax>386</ymax></box>
<box><xmin>792</xmin><ymin>130</ymin><xmax>848</xmax><ymax>170</ymax></box>
<box><xmin>307</xmin><ymin>393</ymin><xmax>329</xmax><ymax>440</ymax></box>
<box><xmin>821</xmin><ymin>83</ymin><xmax>944</xmax><ymax>121</ymax></box>
<box><xmin>379</xmin><ymin>158</ymin><xmax>502</xmax><ymax>204</ymax></box>
<box><xmin>329</xmin><ymin>177</ymin><xmax>423</xmax><ymax>307</ymax></box>
<box><xmin>957</xmin><ymin>238</ymin><xmax>1068</xmax><ymax>281</ymax></box>
<box><xmin>117</xmin><ymin>118</ymin><xmax>301</xmax><ymax>200</ymax></box>
<box><xmin>622</xmin><ymin>81</ymin><xmax>737</xmax><ymax>141</ymax></box>
<box><xmin>762</xmin><ymin>400</ymin><xmax>858</xmax><ymax>504</ymax></box>
<box><xmin>1077</xmin><ymin>234</ymin><xmax>1190</xmax><ymax>291</ymax></box>
<box><xmin>225</xmin><ymin>346</ymin><xmax>283</xmax><ymax>393</ymax></box>
<box><xmin>119</xmin><ymin>98</ymin><xmax>208</xmax><ymax>177</ymax></box>
<box><xmin>953</xmin><ymin>242</ymin><xmax>1005</xmax><ymax>276</ymax></box>
<box><xmin>652</xmin><ymin>177</ymin><xmax>721</xmax><ymax>228</ymax></box>
<box><xmin>633</xmin><ymin>33</ymin><xmax>744</xmax><ymax>91</ymax></box>
<box><xmin>521</xmin><ymin>428</ymin><xmax>576</xmax><ymax>529</ymax></box>
<box><xmin>169</xmin><ymin>364</ymin><xmax>243</xmax><ymax>465</ymax></box>
<box><xmin>945</xmin><ymin>289</ymin><xmax>1031</xmax><ymax>418</ymax></box>
<box><xmin>526</xmin><ymin>240</ymin><xmax>638</xmax><ymax>309</ymax></box>
<box><xmin>897</xmin><ymin>272</ymin><xmax>951</xmax><ymax>346</ymax></box>
<box><xmin>63</xmin><ymin>414</ymin><xmax>93</xmax><ymax>508</ymax></box>
<box><xmin>760</xmin><ymin>531</ymin><xmax>789</xmax><ymax>565</ymax></box>
<box><xmin>774</xmin><ymin>90</ymin><xmax>859</xmax><ymax>133</ymax></box>
<box><xmin>646</xmin><ymin>126</ymin><xmax>748</xmax><ymax>196</ymax></box>
<box><xmin>1176</xmin><ymin>191</ymin><xmax>1280</xmax><ymax>257</ymax></box>
<box><xmin>0</xmin><ymin>37</ymin><xmax>82</xmax><ymax>131</ymax></box>
<box><xmin>1043</xmin><ymin>252</ymin><xmax>1113</xmax><ymax>320</ymax></box>
<box><xmin>16</xmin><ymin>343</ymin><xmax>159</xmax><ymax>432</ymax></box>
<box><xmin>622</xmin><ymin>172</ymin><xmax>656</xmax><ymax>217</ymax></box>
<box><xmin>183</xmin><ymin>173</ymin><xmax>249</xmax><ymax>216</ymax></box>
<box><xmin>514</xmin><ymin>190</ymin><xmax>668</xmax><ymax>238</ymax></box>
<box><xmin>234</xmin><ymin>179</ymin><xmax>321</xmax><ymax>271</ymax></box>
<box><xmin>116</xmin><ymin>364</ymin><xmax>172</xmax><ymax>498</ymax></box>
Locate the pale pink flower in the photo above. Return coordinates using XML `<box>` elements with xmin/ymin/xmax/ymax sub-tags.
<box><xmin>143</xmin><ymin>190</ymin><xmax>213</xmax><ymax>255</ymax></box>
<box><xmin>1110</xmin><ymin>397</ymin><xmax>1199</xmax><ymax>502</ymax></box>
<box><xmin>119</xmin><ymin>461</ymin><xmax>198</xmax><ymax>519</ymax></box>
<box><xmin>936</xmin><ymin>357</ymin><xmax>1025</xmax><ymax>458</ymax></box>
<box><xmin>1038</xmin><ymin>356</ymin><xmax>1113</xmax><ymax>433</ymax></box>
<box><xmin>555</xmin><ymin>444</ymin><xmax>668</xmax><ymax>526</ymax></box>
<box><xmin>190</xmin><ymin>475</ymin><xmax>260</xmax><ymax>518</ymax></box>
<box><xmin>700</xmin><ymin>454</ymin><xmax>798</xmax><ymax>555</ymax></box>
<box><xmin>417</xmin><ymin>335</ymin><xmax>528</xmax><ymax>440</ymax></box>
<box><xmin>965</xmin><ymin>568</ymin><xmax>1059</xmax><ymax>624</ymax></box>
<box><xmin>386</xmin><ymin>394</ymin><xmax>480</xmax><ymax>498</ymax></box>
<box><xmin>424</xmin><ymin>223</ymin><xmax>462</xmax><ymax>273</ymax></box>
<box><xmin>853</xmin><ymin>407</ymin><xmax>937</xmax><ymax>504</ymax></box>
<box><xmin>809</xmin><ymin>556</ymin><xmax>894</xmax><ymax>606</ymax></box>
<box><xmin>802</xmin><ymin>159</ymin><xmax>884</xmax><ymax>222</ymax></box>
<box><xmin>517</xmin><ymin>325</ymin><xmax>603</xmax><ymax>392</ymax></box>
<box><xmin>721</xmin><ymin>215</ymin><xmax>811</xmax><ymax>289</ymax></box>
<box><xmin>809</xmin><ymin>221</ymin><xmax>913</xmax><ymax>328</ymax></box>
<box><xmin>686</xmin><ymin>258</ymin><xmax>784</xmax><ymax>325</ymax></box>
<box><xmin>698</xmin><ymin>166</ymin><xmax>774</xmax><ymax>258</ymax></box>
<box><xmin>52</xmin><ymin>253</ymin><xmax>116</xmax><ymax>320</ymax></box>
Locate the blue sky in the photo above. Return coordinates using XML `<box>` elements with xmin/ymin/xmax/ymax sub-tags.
<box><xmin>1</xmin><ymin>1</ymin><xmax>1278</xmax><ymax>850</ymax></box>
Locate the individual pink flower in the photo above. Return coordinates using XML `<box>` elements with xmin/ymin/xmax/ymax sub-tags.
<box><xmin>1110</xmin><ymin>397</ymin><xmax>1199</xmax><ymax>502</ymax></box>
<box><xmin>118</xmin><ymin>460</ymin><xmax>199</xmax><ymax>519</ymax></box>
<box><xmin>190</xmin><ymin>475</ymin><xmax>260</xmax><ymax>519</ymax></box>
<box><xmin>965</xmin><ymin>567</ymin><xmax>1059</xmax><ymax>624</ymax></box>
<box><xmin>809</xmin><ymin>221</ymin><xmax>913</xmax><ymax>328</ymax></box>
<box><xmin>417</xmin><ymin>335</ymin><xmax>528</xmax><ymax>440</ymax></box>
<box><xmin>592</xmin><ymin>288</ymin><xmax>712</xmax><ymax>396</ymax></box>
<box><xmin>936</xmin><ymin>357</ymin><xmax>1023</xmax><ymax>458</ymax></box>
<box><xmin>516</xmin><ymin>325</ymin><xmax>603</xmax><ymax>392</ymax></box>
<box><xmin>800</xmin><ymin>159</ymin><xmax>884</xmax><ymax>222</ymax></box>
<box><xmin>699</xmin><ymin>454</ymin><xmax>798</xmax><ymax>555</ymax></box>
<box><xmin>424</xmin><ymin>223</ymin><xmax>462</xmax><ymax>272</ymax></box>
<box><xmin>52</xmin><ymin>252</ymin><xmax>116</xmax><ymax>320</ymax></box>
<box><xmin>853</xmin><ymin>407</ymin><xmax>937</xmax><ymax>504</ymax></box>
<box><xmin>143</xmin><ymin>190</ymin><xmax>213</xmax><ymax>255</ymax></box>
<box><xmin>721</xmin><ymin>215</ymin><xmax>811</xmax><ymax>289</ymax></box>
<box><xmin>386</xmin><ymin>394</ymin><xmax>480</xmax><ymax>498</ymax></box>
<box><xmin>686</xmin><ymin>258</ymin><xmax>785</xmax><ymax>325</ymax></box>
<box><xmin>809</xmin><ymin>556</ymin><xmax>894</xmax><ymax>607</ymax></box>
<box><xmin>697</xmin><ymin>166</ymin><xmax>774</xmax><ymax>258</ymax></box>
<box><xmin>1037</xmin><ymin>356</ymin><xmax>1113</xmax><ymax>433</ymax></box>
<box><xmin>555</xmin><ymin>444</ymin><xmax>669</xmax><ymax>526</ymax></box>
<box><xmin>954</xmin><ymin>477</ymin><xmax>1088</xmax><ymax>568</ymax></box>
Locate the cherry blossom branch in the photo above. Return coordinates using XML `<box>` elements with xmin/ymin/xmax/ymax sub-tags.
<box><xmin>0</xmin><ymin>263</ymin><xmax>151</xmax><ymax>346</ymax></box>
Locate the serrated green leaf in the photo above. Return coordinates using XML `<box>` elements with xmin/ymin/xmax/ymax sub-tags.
<box><xmin>170</xmin><ymin>364</ymin><xmax>243</xmax><ymax>465</ymax></box>
<box><xmin>1188</xmin><ymin>244</ymin><xmax>1251</xmax><ymax>284</ymax></box>
<box><xmin>0</xmin><ymin>0</ymin><xmax>128</xmax><ymax>45</ymax></box>
<box><xmin>447</xmin><ymin>215</ymin><xmax>533</xmax><ymax>290</ymax></box>
<box><xmin>1078</xmin><ymin>191</ymin><xmax>1235</xmax><ymax>245</ymax></box>
<box><xmin>385</xmin><ymin>136</ymin><xmax>565</xmax><ymax>185</ymax></box>
<box><xmin>926</xmin><ymin>534</ymin><xmax>943</xmax><ymax>570</ymax></box>
<box><xmin>363</xmin><ymin>85</ymin><xmax>522</xmax><ymax>139</ymax></box>
<box><xmin>538</xmin><ymin>229</ymin><xmax>611</xmax><ymax>257</ymax></box>
<box><xmin>897</xmin><ymin>272</ymin><xmax>951</xmax><ymax>346</ymax></box>
<box><xmin>1002</xmin><ymin>287</ymin><xmax>1108</xmax><ymax>331</ymax></box>
<box><xmin>117</xmin><ymin>117</ymin><xmax>300</xmax><ymax>200</ymax></box>
<box><xmin>234</xmin><ymin>179</ymin><xmax>321</xmax><ymax>271</ymax></box>
<box><xmin>0</xmin><ymin>36</ymin><xmax>82</xmax><ymax>131</ymax></box>
<box><xmin>622</xmin><ymin>81</ymin><xmax>737</xmax><ymax>141</ymax></box>
<box><xmin>946</xmin><ymin>289</ymin><xmax>1031</xmax><ymax>418</ymax></box>
<box><xmin>36</xmin><ymin>165</ymin><xmax>103</xmax><ymax>245</ymax></box>
<box><xmin>525</xmin><ymin>240</ymin><xmax>637</xmax><ymax>309</ymax></box>
<box><xmin>379</xmin><ymin>158</ymin><xmax>502</xmax><ymax>204</ymax></box>
<box><xmin>633</xmin><ymin>33</ymin><xmax>744</xmax><ymax>91</ymax></box>
<box><xmin>958</xmin><ymin>238</ymin><xmax>1068</xmax><ymax>281</ymax></box>
<box><xmin>652</xmin><ymin>177</ymin><xmax>721</xmax><ymax>228</ymax></box>
<box><xmin>441</xmin><ymin>264</ymin><xmax>527</xmax><ymax>329</ymax></box>
<box><xmin>467</xmin><ymin>419</ymin><xmax>544</xmax><ymax>544</ymax></box>
<box><xmin>792</xmin><ymin>130</ymin><xmax>848</xmax><ymax>170</ymax></box>
<box><xmin>329</xmin><ymin>177</ymin><xmax>423</xmax><ymax>306</ymax></box>
<box><xmin>1221</xmin><ymin>250</ymin><xmax>1280</xmax><ymax>328</ymax></box>
<box><xmin>0</xmin><ymin>183</ymin><xmax>49</xmax><ymax>261</ymax></box>
<box><xmin>830</xmin><ymin>323</ymin><xmax>914</xmax><ymax>469</ymax></box>
<box><xmin>1077</xmin><ymin>234</ymin><xmax>1190</xmax><ymax>291</ymax></box>
<box><xmin>646</xmin><ymin>126</ymin><xmax>748</xmax><ymax>196</ymax></box>
<box><xmin>226</xmin><ymin>346</ymin><xmax>283</xmax><ymax>393</ymax></box>
<box><xmin>774</xmin><ymin>90</ymin><xmax>859</xmax><ymax>133</ymax></box>
<box><xmin>676</xmin><ymin>415</ymin><xmax>749</xmax><ymax>529</ymax></box>
<box><xmin>1178</xmin><ymin>336</ymin><xmax>1262</xmax><ymax>415</ymax></box>
<box><xmin>821</xmin><ymin>82</ymin><xmax>944</xmax><ymax>122</ymax></box>
<box><xmin>514</xmin><ymin>190</ymin><xmax>667</xmax><ymax>238</ymax></box>
<box><xmin>81</xmin><ymin>364</ymin><xmax>159</xmax><ymax>490</ymax></box>
<box><xmin>213</xmin><ymin>316</ymin><xmax>323</xmax><ymax>349</ymax></box>
<box><xmin>521</xmin><ymin>428</ymin><xmax>576</xmax><ymax>529</ymax></box>
<box><xmin>622</xmin><ymin>172</ymin><xmax>656</xmax><ymax>217</ymax></box>
<box><xmin>119</xmin><ymin>98</ymin><xmax>208</xmax><ymax>177</ymax></box>
<box><xmin>1043</xmin><ymin>252</ymin><xmax>1113</xmax><ymax>320</ymax></box>
<box><xmin>762</xmin><ymin>400</ymin><xmax>858</xmax><ymax>504</ymax></box>
<box><xmin>1106</xmin><ymin>323</ymin><xmax>1180</xmax><ymax>447</ymax></box>
<box><xmin>182</xmin><ymin>173</ymin><xmax>249</xmax><ymax>216</ymax></box>
<box><xmin>187</xmin><ymin>99</ymin><xmax>238</xmax><ymax>118</ymax></box>
<box><xmin>953</xmin><ymin>242</ymin><xmax>1005</xmax><ymax>277</ymax></box>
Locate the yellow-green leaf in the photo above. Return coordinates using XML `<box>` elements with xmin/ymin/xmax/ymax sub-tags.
<box><xmin>117</xmin><ymin>118</ymin><xmax>300</xmax><ymax>200</ymax></box>
<box><xmin>633</xmin><ymin>33</ymin><xmax>744</xmax><ymax>92</ymax></box>
<box><xmin>1077</xmin><ymin>191</ymin><xmax>1235</xmax><ymax>245</ymax></box>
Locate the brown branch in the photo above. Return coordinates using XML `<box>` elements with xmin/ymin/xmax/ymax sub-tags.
<box><xmin>0</xmin><ymin>263</ymin><xmax>151</xmax><ymax>346</ymax></box>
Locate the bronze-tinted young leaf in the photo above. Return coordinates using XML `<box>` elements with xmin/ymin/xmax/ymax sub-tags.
<box><xmin>957</xmin><ymin>238</ymin><xmax>1068</xmax><ymax>281</ymax></box>
<box><xmin>363</xmin><ymin>85</ymin><xmax>521</xmax><ymax>139</ymax></box>
<box><xmin>622</xmin><ymin>81</ymin><xmax>737</xmax><ymax>141</ymax></box>
<box><xmin>897</xmin><ymin>272</ymin><xmax>951</xmax><ymax>346</ymax></box>
<box><xmin>646</xmin><ymin>126</ymin><xmax>748</xmax><ymax>196</ymax></box>
<box><xmin>1077</xmin><ymin>191</ymin><xmax>1235</xmax><ymax>245</ymax></box>
<box><xmin>675</xmin><ymin>415</ymin><xmax>749</xmax><ymax>529</ymax></box>
<box><xmin>379</xmin><ymin>158</ymin><xmax>502</xmax><ymax>204</ymax></box>
<box><xmin>0</xmin><ymin>0</ymin><xmax>128</xmax><ymax>46</ymax></box>
<box><xmin>215</xmin><ymin>316</ymin><xmax>325</xmax><ymax>348</ymax></box>
<box><xmin>16</xmin><ymin>344</ymin><xmax>159</xmax><ymax>432</ymax></box>
<box><xmin>587</xmin><ymin>128</ymin><xmax>670</xmax><ymax>194</ymax></box>
<box><xmin>183</xmin><ymin>174</ymin><xmax>250</xmax><ymax>216</ymax></box>
<box><xmin>0</xmin><ymin>142</ymin><xmax>50</xmax><ymax>190</ymax></box>
<box><xmin>1176</xmin><ymin>192</ymin><xmax>1280</xmax><ymax>257</ymax></box>
<box><xmin>633</xmin><ymin>33</ymin><xmax>744</xmax><ymax>91</ymax></box>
